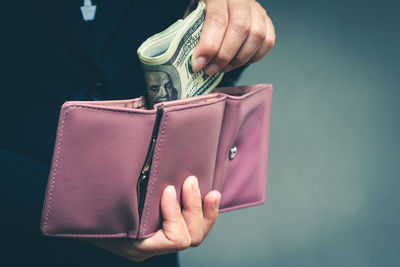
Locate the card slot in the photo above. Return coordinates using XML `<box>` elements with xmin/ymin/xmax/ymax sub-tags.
<box><xmin>67</xmin><ymin>97</ymin><xmax>146</xmax><ymax>109</ymax></box>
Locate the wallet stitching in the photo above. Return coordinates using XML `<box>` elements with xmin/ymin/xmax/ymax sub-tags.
<box><xmin>43</xmin><ymin>107</ymin><xmax>67</xmax><ymax>233</ymax></box>
<box><xmin>45</xmin><ymin>233</ymin><xmax>128</xmax><ymax>236</ymax></box>
<box><xmin>44</xmin><ymin>105</ymin><xmax>154</xmax><ymax>235</ymax></box>
<box><xmin>162</xmin><ymin>94</ymin><xmax>219</xmax><ymax>108</ymax></box>
<box><xmin>163</xmin><ymin>97</ymin><xmax>226</xmax><ymax>113</ymax></box>
<box><xmin>262</xmin><ymin>97</ymin><xmax>271</xmax><ymax>199</ymax></box>
<box><xmin>142</xmin><ymin>111</ymin><xmax>168</xmax><ymax>235</ymax></box>
<box><xmin>63</xmin><ymin>105</ymin><xmax>155</xmax><ymax>115</ymax></box>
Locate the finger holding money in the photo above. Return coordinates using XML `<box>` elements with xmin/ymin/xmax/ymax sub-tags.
<box><xmin>244</xmin><ymin>14</ymin><xmax>276</xmax><ymax>66</ymax></box>
<box><xmin>191</xmin><ymin>0</ymin><xmax>275</xmax><ymax>75</ymax></box>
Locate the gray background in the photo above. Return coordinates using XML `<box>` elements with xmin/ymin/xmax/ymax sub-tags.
<box><xmin>180</xmin><ymin>0</ymin><xmax>400</xmax><ymax>266</ymax></box>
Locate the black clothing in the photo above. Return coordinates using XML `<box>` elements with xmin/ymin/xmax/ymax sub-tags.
<box><xmin>0</xmin><ymin>1</ymin><xmax>245</xmax><ymax>266</ymax></box>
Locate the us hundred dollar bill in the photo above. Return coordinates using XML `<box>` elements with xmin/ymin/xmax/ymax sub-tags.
<box><xmin>137</xmin><ymin>0</ymin><xmax>224</xmax><ymax>107</ymax></box>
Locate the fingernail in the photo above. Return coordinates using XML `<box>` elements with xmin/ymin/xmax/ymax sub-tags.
<box><xmin>214</xmin><ymin>191</ymin><xmax>221</xmax><ymax>209</ymax></box>
<box><xmin>166</xmin><ymin>185</ymin><xmax>176</xmax><ymax>196</ymax></box>
<box><xmin>167</xmin><ymin>185</ymin><xmax>180</xmax><ymax>208</ymax></box>
<box><xmin>205</xmin><ymin>64</ymin><xmax>219</xmax><ymax>76</ymax></box>
<box><xmin>189</xmin><ymin>176</ymin><xmax>200</xmax><ymax>195</ymax></box>
<box><xmin>192</xmin><ymin>56</ymin><xmax>207</xmax><ymax>72</ymax></box>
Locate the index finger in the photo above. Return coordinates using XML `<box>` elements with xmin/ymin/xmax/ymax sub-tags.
<box><xmin>191</xmin><ymin>0</ymin><xmax>228</xmax><ymax>72</ymax></box>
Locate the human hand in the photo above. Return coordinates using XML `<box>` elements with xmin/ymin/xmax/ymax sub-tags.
<box><xmin>86</xmin><ymin>176</ymin><xmax>221</xmax><ymax>262</ymax></box>
<box><xmin>187</xmin><ymin>0</ymin><xmax>275</xmax><ymax>75</ymax></box>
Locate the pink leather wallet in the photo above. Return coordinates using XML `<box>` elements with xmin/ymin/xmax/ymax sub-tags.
<box><xmin>40</xmin><ymin>83</ymin><xmax>273</xmax><ymax>239</ymax></box>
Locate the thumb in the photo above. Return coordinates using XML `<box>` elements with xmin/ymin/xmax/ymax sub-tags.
<box><xmin>160</xmin><ymin>186</ymin><xmax>189</xmax><ymax>241</ymax></box>
<box><xmin>161</xmin><ymin>185</ymin><xmax>181</xmax><ymax>223</ymax></box>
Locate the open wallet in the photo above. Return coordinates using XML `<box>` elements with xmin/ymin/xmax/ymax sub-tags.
<box><xmin>40</xmin><ymin>83</ymin><xmax>273</xmax><ymax>239</ymax></box>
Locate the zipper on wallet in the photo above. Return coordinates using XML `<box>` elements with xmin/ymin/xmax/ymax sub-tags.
<box><xmin>137</xmin><ymin>106</ymin><xmax>164</xmax><ymax>218</ymax></box>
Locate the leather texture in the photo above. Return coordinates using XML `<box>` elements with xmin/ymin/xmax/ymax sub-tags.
<box><xmin>40</xmin><ymin>84</ymin><xmax>273</xmax><ymax>239</ymax></box>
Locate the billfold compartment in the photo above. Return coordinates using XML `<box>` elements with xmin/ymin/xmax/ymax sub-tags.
<box><xmin>40</xmin><ymin>84</ymin><xmax>273</xmax><ymax>239</ymax></box>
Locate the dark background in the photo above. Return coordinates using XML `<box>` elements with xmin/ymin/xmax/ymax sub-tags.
<box><xmin>180</xmin><ymin>0</ymin><xmax>400</xmax><ymax>266</ymax></box>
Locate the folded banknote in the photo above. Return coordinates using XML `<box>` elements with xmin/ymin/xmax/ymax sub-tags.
<box><xmin>137</xmin><ymin>0</ymin><xmax>224</xmax><ymax>107</ymax></box>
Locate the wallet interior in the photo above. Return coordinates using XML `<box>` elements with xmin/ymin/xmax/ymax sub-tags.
<box><xmin>76</xmin><ymin>85</ymin><xmax>254</xmax><ymax>111</ymax></box>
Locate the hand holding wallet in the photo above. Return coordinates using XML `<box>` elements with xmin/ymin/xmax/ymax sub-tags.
<box><xmin>40</xmin><ymin>83</ymin><xmax>273</xmax><ymax>239</ymax></box>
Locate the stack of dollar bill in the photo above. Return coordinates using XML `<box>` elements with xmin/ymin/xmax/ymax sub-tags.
<box><xmin>137</xmin><ymin>0</ymin><xmax>223</xmax><ymax>108</ymax></box>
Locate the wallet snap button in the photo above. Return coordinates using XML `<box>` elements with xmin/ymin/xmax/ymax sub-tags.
<box><xmin>229</xmin><ymin>146</ymin><xmax>237</xmax><ymax>160</ymax></box>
